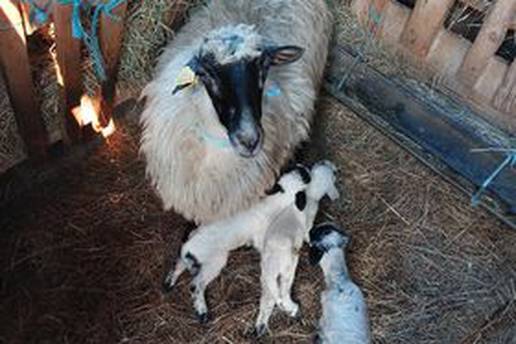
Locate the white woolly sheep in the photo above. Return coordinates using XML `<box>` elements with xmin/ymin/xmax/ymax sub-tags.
<box><xmin>162</xmin><ymin>165</ymin><xmax>312</xmax><ymax>322</ymax></box>
<box><xmin>309</xmin><ymin>223</ymin><xmax>371</xmax><ymax>344</ymax></box>
<box><xmin>140</xmin><ymin>0</ymin><xmax>333</xmax><ymax>224</ymax></box>
<box><xmin>255</xmin><ymin>160</ymin><xmax>339</xmax><ymax>336</ymax></box>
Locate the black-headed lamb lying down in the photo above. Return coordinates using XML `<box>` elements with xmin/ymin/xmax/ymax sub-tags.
<box><xmin>255</xmin><ymin>160</ymin><xmax>339</xmax><ymax>336</ymax></box>
<box><xmin>140</xmin><ymin>0</ymin><xmax>332</xmax><ymax>225</ymax></box>
<box><xmin>309</xmin><ymin>223</ymin><xmax>371</xmax><ymax>344</ymax></box>
<box><xmin>162</xmin><ymin>165</ymin><xmax>312</xmax><ymax>322</ymax></box>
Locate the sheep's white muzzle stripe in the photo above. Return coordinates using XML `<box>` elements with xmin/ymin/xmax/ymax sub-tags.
<box><xmin>191</xmin><ymin>83</ymin><xmax>282</xmax><ymax>151</ymax></box>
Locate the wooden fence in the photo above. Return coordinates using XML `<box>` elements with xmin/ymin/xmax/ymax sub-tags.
<box><xmin>352</xmin><ymin>0</ymin><xmax>516</xmax><ymax>134</ymax></box>
<box><xmin>0</xmin><ymin>0</ymin><xmax>127</xmax><ymax>161</ymax></box>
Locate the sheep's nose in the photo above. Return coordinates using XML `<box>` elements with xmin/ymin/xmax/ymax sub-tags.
<box><xmin>235</xmin><ymin>129</ymin><xmax>260</xmax><ymax>152</ymax></box>
<box><xmin>230</xmin><ymin>121</ymin><xmax>263</xmax><ymax>157</ymax></box>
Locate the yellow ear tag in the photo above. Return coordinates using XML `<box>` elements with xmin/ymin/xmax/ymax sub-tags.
<box><xmin>173</xmin><ymin>66</ymin><xmax>198</xmax><ymax>94</ymax></box>
<box><xmin>177</xmin><ymin>66</ymin><xmax>198</xmax><ymax>87</ymax></box>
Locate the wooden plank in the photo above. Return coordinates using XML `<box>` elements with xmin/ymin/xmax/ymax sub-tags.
<box><xmin>377</xmin><ymin>1</ymin><xmax>411</xmax><ymax>46</ymax></box>
<box><xmin>426</xmin><ymin>29</ymin><xmax>471</xmax><ymax>77</ymax></box>
<box><xmin>0</xmin><ymin>0</ymin><xmax>48</xmax><ymax>159</ymax></box>
<box><xmin>97</xmin><ymin>2</ymin><xmax>127</xmax><ymax>130</ymax></box>
<box><xmin>53</xmin><ymin>3</ymin><xmax>82</xmax><ymax>143</ymax></box>
<box><xmin>400</xmin><ymin>0</ymin><xmax>455</xmax><ymax>58</ymax></box>
<box><xmin>457</xmin><ymin>0</ymin><xmax>516</xmax><ymax>87</ymax></box>
<box><xmin>493</xmin><ymin>61</ymin><xmax>516</xmax><ymax>113</ymax></box>
<box><xmin>325</xmin><ymin>44</ymin><xmax>516</xmax><ymax>228</ymax></box>
<box><xmin>351</xmin><ymin>0</ymin><xmax>389</xmax><ymax>35</ymax></box>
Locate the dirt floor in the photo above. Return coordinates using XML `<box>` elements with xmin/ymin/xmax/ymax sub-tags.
<box><xmin>1</xmin><ymin>94</ymin><xmax>515</xmax><ymax>344</ymax></box>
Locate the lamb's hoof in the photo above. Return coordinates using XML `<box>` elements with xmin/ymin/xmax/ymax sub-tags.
<box><xmin>253</xmin><ymin>324</ymin><xmax>268</xmax><ymax>338</ymax></box>
<box><xmin>196</xmin><ymin>312</ymin><xmax>209</xmax><ymax>324</ymax></box>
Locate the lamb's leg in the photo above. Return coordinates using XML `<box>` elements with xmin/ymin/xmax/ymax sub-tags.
<box><xmin>255</xmin><ymin>282</ymin><xmax>276</xmax><ymax>337</ymax></box>
<box><xmin>191</xmin><ymin>254</ymin><xmax>227</xmax><ymax>323</ymax></box>
<box><xmin>163</xmin><ymin>258</ymin><xmax>187</xmax><ymax>293</ymax></box>
<box><xmin>278</xmin><ymin>255</ymin><xmax>300</xmax><ymax>318</ymax></box>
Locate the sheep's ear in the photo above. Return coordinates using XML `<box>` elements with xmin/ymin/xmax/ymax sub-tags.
<box><xmin>265</xmin><ymin>45</ymin><xmax>305</xmax><ymax>66</ymax></box>
<box><xmin>265</xmin><ymin>183</ymin><xmax>284</xmax><ymax>195</ymax></box>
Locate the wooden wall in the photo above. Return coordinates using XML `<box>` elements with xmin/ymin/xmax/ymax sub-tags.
<box><xmin>352</xmin><ymin>0</ymin><xmax>516</xmax><ymax>134</ymax></box>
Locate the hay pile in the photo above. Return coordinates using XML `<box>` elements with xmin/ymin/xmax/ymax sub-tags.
<box><xmin>85</xmin><ymin>0</ymin><xmax>200</xmax><ymax>97</ymax></box>
<box><xmin>28</xmin><ymin>28</ymin><xmax>63</xmax><ymax>143</ymax></box>
<box><xmin>0</xmin><ymin>79</ymin><xmax>26</xmax><ymax>173</ymax></box>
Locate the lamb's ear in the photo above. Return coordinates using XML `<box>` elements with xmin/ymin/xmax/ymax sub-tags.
<box><xmin>295</xmin><ymin>191</ymin><xmax>307</xmax><ymax>211</ymax></box>
<box><xmin>265</xmin><ymin>45</ymin><xmax>305</xmax><ymax>66</ymax></box>
<box><xmin>309</xmin><ymin>245</ymin><xmax>324</xmax><ymax>265</ymax></box>
<box><xmin>265</xmin><ymin>183</ymin><xmax>284</xmax><ymax>195</ymax></box>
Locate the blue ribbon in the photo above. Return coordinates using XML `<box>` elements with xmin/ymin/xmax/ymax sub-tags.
<box><xmin>21</xmin><ymin>0</ymin><xmax>51</xmax><ymax>25</ymax></box>
<box><xmin>265</xmin><ymin>82</ymin><xmax>282</xmax><ymax>98</ymax></box>
<box><xmin>471</xmin><ymin>149</ymin><xmax>516</xmax><ymax>206</ymax></box>
<box><xmin>56</xmin><ymin>0</ymin><xmax>126</xmax><ymax>81</ymax></box>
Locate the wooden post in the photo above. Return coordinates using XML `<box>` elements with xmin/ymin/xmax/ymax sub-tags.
<box><xmin>53</xmin><ymin>2</ymin><xmax>82</xmax><ymax>143</ymax></box>
<box><xmin>400</xmin><ymin>0</ymin><xmax>455</xmax><ymax>58</ymax></box>
<box><xmin>0</xmin><ymin>0</ymin><xmax>48</xmax><ymax>159</ymax></box>
<box><xmin>457</xmin><ymin>0</ymin><xmax>516</xmax><ymax>87</ymax></box>
<box><xmin>97</xmin><ymin>1</ymin><xmax>127</xmax><ymax>128</ymax></box>
<box><xmin>351</xmin><ymin>0</ymin><xmax>389</xmax><ymax>35</ymax></box>
<box><xmin>493</xmin><ymin>61</ymin><xmax>516</xmax><ymax>113</ymax></box>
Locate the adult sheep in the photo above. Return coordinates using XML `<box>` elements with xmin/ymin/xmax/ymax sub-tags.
<box><xmin>140</xmin><ymin>0</ymin><xmax>333</xmax><ymax>224</ymax></box>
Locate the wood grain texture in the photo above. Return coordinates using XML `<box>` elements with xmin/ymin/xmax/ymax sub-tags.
<box><xmin>98</xmin><ymin>2</ymin><xmax>127</xmax><ymax>128</ymax></box>
<box><xmin>493</xmin><ymin>61</ymin><xmax>516</xmax><ymax>114</ymax></box>
<box><xmin>0</xmin><ymin>0</ymin><xmax>48</xmax><ymax>159</ymax></box>
<box><xmin>457</xmin><ymin>0</ymin><xmax>516</xmax><ymax>87</ymax></box>
<box><xmin>53</xmin><ymin>3</ymin><xmax>82</xmax><ymax>143</ymax></box>
<box><xmin>400</xmin><ymin>0</ymin><xmax>455</xmax><ymax>57</ymax></box>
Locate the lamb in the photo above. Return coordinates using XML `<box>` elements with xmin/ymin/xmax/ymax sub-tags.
<box><xmin>162</xmin><ymin>165</ymin><xmax>312</xmax><ymax>322</ymax></box>
<box><xmin>140</xmin><ymin>0</ymin><xmax>333</xmax><ymax>224</ymax></box>
<box><xmin>309</xmin><ymin>223</ymin><xmax>371</xmax><ymax>344</ymax></box>
<box><xmin>255</xmin><ymin>160</ymin><xmax>340</xmax><ymax>336</ymax></box>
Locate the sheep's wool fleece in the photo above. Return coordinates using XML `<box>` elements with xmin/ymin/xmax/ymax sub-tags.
<box><xmin>140</xmin><ymin>0</ymin><xmax>333</xmax><ymax>224</ymax></box>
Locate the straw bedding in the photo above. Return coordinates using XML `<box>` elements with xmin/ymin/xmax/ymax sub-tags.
<box><xmin>0</xmin><ymin>94</ymin><xmax>515</xmax><ymax>343</ymax></box>
<box><xmin>0</xmin><ymin>79</ymin><xmax>26</xmax><ymax>173</ymax></box>
<box><xmin>1</xmin><ymin>1</ymin><xmax>515</xmax><ymax>343</ymax></box>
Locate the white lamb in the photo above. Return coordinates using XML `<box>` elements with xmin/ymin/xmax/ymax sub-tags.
<box><xmin>309</xmin><ymin>223</ymin><xmax>371</xmax><ymax>344</ymax></box>
<box><xmin>255</xmin><ymin>160</ymin><xmax>340</xmax><ymax>336</ymax></box>
<box><xmin>162</xmin><ymin>165</ymin><xmax>312</xmax><ymax>322</ymax></box>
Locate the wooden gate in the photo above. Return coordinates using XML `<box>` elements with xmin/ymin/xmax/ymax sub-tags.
<box><xmin>0</xmin><ymin>0</ymin><xmax>127</xmax><ymax>161</ymax></box>
<box><xmin>352</xmin><ymin>0</ymin><xmax>516</xmax><ymax>134</ymax></box>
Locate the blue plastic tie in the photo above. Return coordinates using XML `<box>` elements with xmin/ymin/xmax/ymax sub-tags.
<box><xmin>265</xmin><ymin>82</ymin><xmax>282</xmax><ymax>98</ymax></box>
<box><xmin>471</xmin><ymin>149</ymin><xmax>516</xmax><ymax>206</ymax></box>
<box><xmin>56</xmin><ymin>0</ymin><xmax>126</xmax><ymax>81</ymax></box>
<box><xmin>21</xmin><ymin>0</ymin><xmax>51</xmax><ymax>25</ymax></box>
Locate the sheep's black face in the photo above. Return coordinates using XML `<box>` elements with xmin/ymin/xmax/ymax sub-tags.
<box><xmin>197</xmin><ymin>56</ymin><xmax>265</xmax><ymax>157</ymax></box>
<box><xmin>189</xmin><ymin>46</ymin><xmax>304</xmax><ymax>158</ymax></box>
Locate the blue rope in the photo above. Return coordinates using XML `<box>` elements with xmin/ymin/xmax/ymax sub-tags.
<box><xmin>23</xmin><ymin>0</ymin><xmax>51</xmax><ymax>25</ymax></box>
<box><xmin>471</xmin><ymin>148</ymin><xmax>516</xmax><ymax>206</ymax></box>
<box><xmin>56</xmin><ymin>0</ymin><xmax>126</xmax><ymax>81</ymax></box>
